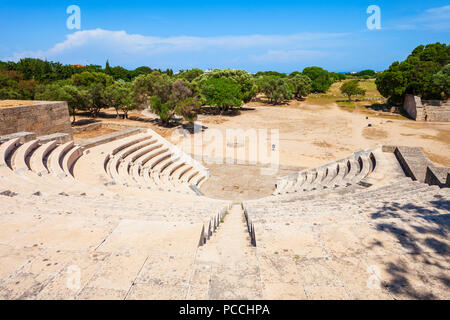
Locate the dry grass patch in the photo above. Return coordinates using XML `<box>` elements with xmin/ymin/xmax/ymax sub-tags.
<box><xmin>313</xmin><ymin>140</ymin><xmax>332</xmax><ymax>148</ymax></box>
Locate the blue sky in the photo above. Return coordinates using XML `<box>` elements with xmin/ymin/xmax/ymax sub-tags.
<box><xmin>1</xmin><ymin>1</ymin><xmax>449</xmax><ymax>73</ymax></box>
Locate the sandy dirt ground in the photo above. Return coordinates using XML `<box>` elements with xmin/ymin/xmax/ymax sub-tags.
<box><xmin>192</xmin><ymin>103</ymin><xmax>450</xmax><ymax>168</ymax></box>
<box><xmin>72</xmin><ymin>127</ymin><xmax>119</xmax><ymax>143</ymax></box>
<box><xmin>0</xmin><ymin>100</ymin><xmax>41</xmax><ymax>108</ymax></box>
<box><xmin>73</xmin><ymin>102</ymin><xmax>449</xmax><ymax>199</ymax></box>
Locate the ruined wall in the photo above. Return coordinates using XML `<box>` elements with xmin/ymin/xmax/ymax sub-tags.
<box><xmin>403</xmin><ymin>94</ymin><xmax>424</xmax><ymax>120</ymax></box>
<box><xmin>0</xmin><ymin>101</ymin><xmax>72</xmax><ymax>137</ymax></box>
<box><xmin>403</xmin><ymin>94</ymin><xmax>450</xmax><ymax>122</ymax></box>
<box><xmin>392</xmin><ymin>145</ymin><xmax>450</xmax><ymax>188</ymax></box>
<box><xmin>422</xmin><ymin>99</ymin><xmax>450</xmax><ymax>122</ymax></box>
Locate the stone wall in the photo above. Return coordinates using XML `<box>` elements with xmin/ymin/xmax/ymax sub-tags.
<box><xmin>0</xmin><ymin>101</ymin><xmax>72</xmax><ymax>137</ymax></box>
<box><xmin>422</xmin><ymin>99</ymin><xmax>450</xmax><ymax>122</ymax></box>
<box><xmin>403</xmin><ymin>94</ymin><xmax>450</xmax><ymax>122</ymax></box>
<box><xmin>392</xmin><ymin>145</ymin><xmax>450</xmax><ymax>188</ymax></box>
<box><xmin>403</xmin><ymin>94</ymin><xmax>425</xmax><ymax>120</ymax></box>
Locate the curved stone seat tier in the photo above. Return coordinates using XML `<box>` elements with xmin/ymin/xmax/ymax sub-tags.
<box><xmin>62</xmin><ymin>145</ymin><xmax>84</xmax><ymax>177</ymax></box>
<box><xmin>104</xmin><ymin>136</ymin><xmax>200</xmax><ymax>190</ymax></box>
<box><xmin>275</xmin><ymin>149</ymin><xmax>378</xmax><ymax>196</ymax></box>
<box><xmin>0</xmin><ymin>138</ymin><xmax>105</xmax><ymax>197</ymax></box>
<box><xmin>11</xmin><ymin>139</ymin><xmax>40</xmax><ymax>172</ymax></box>
<box><xmin>0</xmin><ymin>138</ymin><xmax>21</xmax><ymax>168</ymax></box>
<box><xmin>145</xmin><ymin>151</ymin><xmax>171</xmax><ymax>170</ymax></box>
<box><xmin>330</xmin><ymin>161</ymin><xmax>348</xmax><ymax>186</ymax></box>
<box><xmin>106</xmin><ymin>136</ymin><xmax>157</xmax><ymax>174</ymax></box>
<box><xmin>30</xmin><ymin>140</ymin><xmax>58</xmax><ymax>176</ymax></box>
<box><xmin>48</xmin><ymin>141</ymin><xmax>74</xmax><ymax>179</ymax></box>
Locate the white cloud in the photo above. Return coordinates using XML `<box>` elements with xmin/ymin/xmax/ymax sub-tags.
<box><xmin>4</xmin><ymin>28</ymin><xmax>348</xmax><ymax>65</ymax></box>
<box><xmin>394</xmin><ymin>5</ymin><xmax>450</xmax><ymax>31</ymax></box>
<box><xmin>425</xmin><ymin>5</ymin><xmax>450</xmax><ymax>16</ymax></box>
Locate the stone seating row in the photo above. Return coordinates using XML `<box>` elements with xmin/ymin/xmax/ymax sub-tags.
<box><xmin>245</xmin><ymin>179</ymin><xmax>448</xmax><ymax>216</ymax></box>
<box><xmin>245</xmin><ymin>181</ymin><xmax>448</xmax><ymax>239</ymax></box>
<box><xmin>0</xmin><ymin>188</ymin><xmax>231</xmax><ymax>299</ymax></box>
<box><xmin>102</xmin><ymin>131</ymin><xmax>209</xmax><ymax>195</ymax></box>
<box><xmin>0</xmin><ymin>131</ymin><xmax>231</xmax><ymax>249</ymax></box>
<box><xmin>0</xmin><ymin>136</ymin><xmax>91</xmax><ymax>196</ymax></box>
<box><xmin>241</xmin><ymin>178</ymin><xmax>449</xmax><ymax>299</ymax></box>
<box><xmin>275</xmin><ymin>150</ymin><xmax>375</xmax><ymax>195</ymax></box>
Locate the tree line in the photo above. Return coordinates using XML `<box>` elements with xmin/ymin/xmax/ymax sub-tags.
<box><xmin>0</xmin><ymin>57</ymin><xmax>378</xmax><ymax>125</ymax></box>
<box><xmin>376</xmin><ymin>42</ymin><xmax>449</xmax><ymax>105</ymax></box>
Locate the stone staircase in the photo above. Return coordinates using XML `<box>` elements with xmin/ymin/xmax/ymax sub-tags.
<box><xmin>188</xmin><ymin>204</ymin><xmax>262</xmax><ymax>299</ymax></box>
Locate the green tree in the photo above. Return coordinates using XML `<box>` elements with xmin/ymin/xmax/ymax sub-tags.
<box><xmin>71</xmin><ymin>71</ymin><xmax>114</xmax><ymax>87</ymax></box>
<box><xmin>255</xmin><ymin>71</ymin><xmax>287</xmax><ymax>78</ymax></box>
<box><xmin>302</xmin><ymin>66</ymin><xmax>333</xmax><ymax>93</ymax></box>
<box><xmin>132</xmin><ymin>73</ymin><xmax>197</xmax><ymax>125</ymax></box>
<box><xmin>340</xmin><ymin>80</ymin><xmax>366</xmax><ymax>101</ymax></box>
<box><xmin>176</xmin><ymin>68</ymin><xmax>204</xmax><ymax>82</ymax></box>
<box><xmin>289</xmin><ymin>74</ymin><xmax>312</xmax><ymax>99</ymax></box>
<box><xmin>88</xmin><ymin>83</ymin><xmax>108</xmax><ymax>117</ymax></box>
<box><xmin>433</xmin><ymin>64</ymin><xmax>450</xmax><ymax>99</ymax></box>
<box><xmin>195</xmin><ymin>69</ymin><xmax>256</xmax><ymax>103</ymax></box>
<box><xmin>131</xmin><ymin>66</ymin><xmax>153</xmax><ymax>78</ymax></box>
<box><xmin>61</xmin><ymin>85</ymin><xmax>91</xmax><ymax>123</ymax></box>
<box><xmin>376</xmin><ymin>43</ymin><xmax>449</xmax><ymax>105</ymax></box>
<box><xmin>358</xmin><ymin>70</ymin><xmax>377</xmax><ymax>78</ymax></box>
<box><xmin>105</xmin><ymin>80</ymin><xmax>132</xmax><ymax>118</ymax></box>
<box><xmin>200</xmin><ymin>77</ymin><xmax>243</xmax><ymax>112</ymax></box>
<box><xmin>256</xmin><ymin>76</ymin><xmax>292</xmax><ymax>104</ymax></box>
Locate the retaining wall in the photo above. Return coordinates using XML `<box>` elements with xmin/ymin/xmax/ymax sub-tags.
<box><xmin>0</xmin><ymin>101</ymin><xmax>72</xmax><ymax>137</ymax></box>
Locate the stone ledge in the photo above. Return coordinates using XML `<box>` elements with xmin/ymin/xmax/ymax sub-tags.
<box><xmin>38</xmin><ymin>133</ymin><xmax>72</xmax><ymax>145</ymax></box>
<box><xmin>381</xmin><ymin>145</ymin><xmax>397</xmax><ymax>153</ymax></box>
<box><xmin>79</xmin><ymin>128</ymin><xmax>143</xmax><ymax>149</ymax></box>
<box><xmin>425</xmin><ymin>166</ymin><xmax>450</xmax><ymax>188</ymax></box>
<box><xmin>393</xmin><ymin>145</ymin><xmax>450</xmax><ymax>188</ymax></box>
<box><xmin>0</xmin><ymin>132</ymin><xmax>36</xmax><ymax>144</ymax></box>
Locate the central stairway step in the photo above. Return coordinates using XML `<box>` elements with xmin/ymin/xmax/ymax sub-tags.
<box><xmin>187</xmin><ymin>204</ymin><xmax>262</xmax><ymax>299</ymax></box>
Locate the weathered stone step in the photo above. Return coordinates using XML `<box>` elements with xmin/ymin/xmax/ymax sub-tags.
<box><xmin>188</xmin><ymin>204</ymin><xmax>262</xmax><ymax>299</ymax></box>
